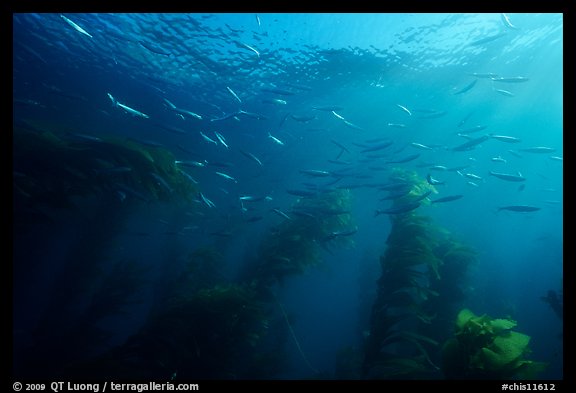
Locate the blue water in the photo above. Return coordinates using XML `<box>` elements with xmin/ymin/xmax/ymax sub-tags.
<box><xmin>12</xmin><ymin>13</ymin><xmax>563</xmax><ymax>380</ymax></box>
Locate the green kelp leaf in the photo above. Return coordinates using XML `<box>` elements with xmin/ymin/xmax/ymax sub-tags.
<box><xmin>456</xmin><ymin>308</ymin><xmax>477</xmax><ymax>329</ymax></box>
<box><xmin>490</xmin><ymin>318</ymin><xmax>518</xmax><ymax>334</ymax></box>
<box><xmin>489</xmin><ymin>331</ymin><xmax>531</xmax><ymax>365</ymax></box>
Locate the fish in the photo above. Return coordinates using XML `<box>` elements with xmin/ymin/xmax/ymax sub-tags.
<box><xmin>501</xmin><ymin>13</ymin><xmax>519</xmax><ymax>30</ymax></box>
<box><xmin>263</xmin><ymin>98</ymin><xmax>287</xmax><ymax>105</ymax></box>
<box><xmin>60</xmin><ymin>14</ymin><xmax>93</xmax><ymax>38</ymax></box>
<box><xmin>240</xmin><ymin>42</ymin><xmax>260</xmax><ymax>58</ymax></box>
<box><xmin>290</xmin><ymin>114</ymin><xmax>316</xmax><ymax>122</ymax></box>
<box><xmin>386</xmin><ymin>153</ymin><xmax>420</xmax><ymax>164</ymax></box>
<box><xmin>331</xmin><ymin>139</ymin><xmax>351</xmax><ymax>154</ymax></box>
<box><xmin>495</xmin><ymin>89</ymin><xmax>515</xmax><ymax>97</ymax></box>
<box><xmin>175</xmin><ymin>160</ymin><xmax>206</xmax><ymax>168</ymax></box>
<box><xmin>107</xmin><ymin>93</ymin><xmax>149</xmax><ymax>118</ymax></box>
<box><xmin>469</xmin><ymin>73</ymin><xmax>499</xmax><ymax>79</ymax></box>
<box><xmin>240</xmin><ymin>150</ymin><xmax>263</xmax><ymax>166</ymax></box>
<box><xmin>458</xmin><ymin>125</ymin><xmax>487</xmax><ymax>134</ymax></box>
<box><xmin>452</xmin><ymin>135</ymin><xmax>490</xmax><ymax>152</ymax></box>
<box><xmin>361</xmin><ymin>141</ymin><xmax>393</xmax><ymax>153</ymax></box>
<box><xmin>431</xmin><ymin>195</ymin><xmax>463</xmax><ymax>203</ymax></box>
<box><xmin>322</xmin><ymin>227</ymin><xmax>358</xmax><ymax>242</ymax></box>
<box><xmin>210</xmin><ymin>111</ymin><xmax>242</xmax><ymax>122</ymax></box>
<box><xmin>215</xmin><ymin>171</ymin><xmax>237</xmax><ymax>183</ymax></box>
<box><xmin>139</xmin><ymin>40</ymin><xmax>171</xmax><ymax>56</ymax></box>
<box><xmin>411</xmin><ymin>142</ymin><xmax>434</xmax><ymax>151</ymax></box>
<box><xmin>199</xmin><ymin>131</ymin><xmax>218</xmax><ymax>144</ymax></box>
<box><xmin>387</xmin><ymin>123</ymin><xmax>407</xmax><ymax>128</ymax></box>
<box><xmin>426</xmin><ymin>174</ymin><xmax>445</xmax><ymax>185</ymax></box>
<box><xmin>283</xmin><ymin>83</ymin><xmax>313</xmax><ymax>92</ymax></box>
<box><xmin>458</xmin><ymin>111</ymin><xmax>474</xmax><ymax>128</ymax></box>
<box><xmin>150</xmin><ymin>172</ymin><xmax>173</xmax><ymax>193</ymax></box>
<box><xmin>549</xmin><ymin>156</ymin><xmax>563</xmax><ymax>161</ymax></box>
<box><xmin>491</xmin><ymin>156</ymin><xmax>507</xmax><ymax>163</ymax></box>
<box><xmin>178</xmin><ymin>169</ymin><xmax>198</xmax><ymax>184</ymax></box>
<box><xmin>255</xmin><ymin>14</ymin><xmax>261</xmax><ymax>27</ymax></box>
<box><xmin>342</xmin><ymin>120</ymin><xmax>364</xmax><ymax>131</ymax></box>
<box><xmin>416</xmin><ymin>111</ymin><xmax>447</xmax><ymax>119</ymax></box>
<box><xmin>153</xmin><ymin>122</ymin><xmax>187</xmax><ymax>135</ymax></box>
<box><xmin>489</xmin><ymin>134</ymin><xmax>522</xmax><ymax>143</ymax></box>
<box><xmin>214</xmin><ymin>132</ymin><xmax>229</xmax><ymax>149</ymax></box>
<box><xmin>226</xmin><ymin>86</ymin><xmax>242</xmax><ymax>103</ymax></box>
<box><xmin>507</xmin><ymin>150</ymin><xmax>523</xmax><ymax>158</ymax></box>
<box><xmin>174</xmin><ymin>108</ymin><xmax>202</xmax><ymax>120</ymax></box>
<box><xmin>375</xmin><ymin>201</ymin><xmax>421</xmax><ymax>215</ymax></box>
<box><xmin>238</xmin><ymin>110</ymin><xmax>267</xmax><ymax>120</ymax></box>
<box><xmin>498</xmin><ymin>205</ymin><xmax>541</xmax><ymax>212</ymax></box>
<box><xmin>299</xmin><ymin>169</ymin><xmax>332</xmax><ymax>177</ymax></box>
<box><xmin>268</xmin><ymin>132</ymin><xmax>284</xmax><ymax>145</ymax></box>
<box><xmin>429</xmin><ymin>165</ymin><xmax>448</xmax><ymax>171</ymax></box>
<box><xmin>286</xmin><ymin>189</ymin><xmax>318</xmax><ymax>197</ymax></box>
<box><xmin>271</xmin><ymin>208</ymin><xmax>291</xmax><ymax>220</ymax></box>
<box><xmin>491</xmin><ymin>76</ymin><xmax>530</xmax><ymax>83</ymax></box>
<box><xmin>115</xmin><ymin>103</ymin><xmax>150</xmax><ymax>118</ymax></box>
<box><xmin>447</xmin><ymin>165</ymin><xmax>470</xmax><ymax>172</ymax></box>
<box><xmin>489</xmin><ymin>171</ymin><xmax>526</xmax><ymax>182</ymax></box>
<box><xmin>519</xmin><ymin>146</ymin><xmax>556</xmax><ymax>154</ymax></box>
<box><xmin>463</xmin><ymin>173</ymin><xmax>483</xmax><ymax>181</ymax></box>
<box><xmin>331</xmin><ymin>111</ymin><xmax>346</xmax><ymax>120</ymax></box>
<box><xmin>199</xmin><ymin>192</ymin><xmax>216</xmax><ymax>208</ymax></box>
<box><xmin>396</xmin><ymin>104</ymin><xmax>412</xmax><ymax>116</ymax></box>
<box><xmin>469</xmin><ymin>32</ymin><xmax>507</xmax><ymax>46</ymax></box>
<box><xmin>329</xmin><ymin>159</ymin><xmax>353</xmax><ymax>165</ymax></box>
<box><xmin>312</xmin><ymin>105</ymin><xmax>344</xmax><ymax>112</ymax></box>
<box><xmin>453</xmin><ymin>79</ymin><xmax>477</xmax><ymax>95</ymax></box>
<box><xmin>65</xmin><ymin>133</ymin><xmax>103</xmax><ymax>143</ymax></box>
<box><xmin>239</xmin><ymin>195</ymin><xmax>270</xmax><ymax>202</ymax></box>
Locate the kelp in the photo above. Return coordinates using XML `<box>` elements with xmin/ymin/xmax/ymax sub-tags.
<box><xmin>442</xmin><ymin>309</ymin><xmax>546</xmax><ymax>379</ymax></box>
<box><xmin>251</xmin><ymin>189</ymin><xmax>355</xmax><ymax>289</ymax></box>
<box><xmin>65</xmin><ymin>282</ymin><xmax>278</xmax><ymax>379</ymax></box>
<box><xmin>13</xmin><ymin>128</ymin><xmax>197</xmax><ymax>219</ymax></box>
<box><xmin>363</xmin><ymin>169</ymin><xmax>477</xmax><ymax>379</ymax></box>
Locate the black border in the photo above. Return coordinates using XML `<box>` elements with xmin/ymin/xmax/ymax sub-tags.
<box><xmin>8</xmin><ymin>2</ymin><xmax>572</xmax><ymax>390</ymax></box>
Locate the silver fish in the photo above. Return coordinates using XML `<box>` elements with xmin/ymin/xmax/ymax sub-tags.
<box><xmin>396</xmin><ymin>104</ymin><xmax>412</xmax><ymax>116</ymax></box>
<box><xmin>490</xmin><ymin>134</ymin><xmax>522</xmax><ymax>143</ymax></box>
<box><xmin>214</xmin><ymin>131</ymin><xmax>229</xmax><ymax>149</ymax></box>
<box><xmin>495</xmin><ymin>89</ymin><xmax>515</xmax><ymax>97</ymax></box>
<box><xmin>431</xmin><ymin>195</ymin><xmax>463</xmax><ymax>203</ymax></box>
<box><xmin>491</xmin><ymin>76</ymin><xmax>530</xmax><ymax>83</ymax></box>
<box><xmin>215</xmin><ymin>171</ymin><xmax>237</xmax><ymax>183</ymax></box>
<box><xmin>489</xmin><ymin>171</ymin><xmax>526</xmax><ymax>182</ymax></box>
<box><xmin>519</xmin><ymin>146</ymin><xmax>556</xmax><ymax>154</ymax></box>
<box><xmin>226</xmin><ymin>86</ymin><xmax>242</xmax><ymax>103</ymax></box>
<box><xmin>268</xmin><ymin>132</ymin><xmax>284</xmax><ymax>145</ymax></box>
<box><xmin>60</xmin><ymin>14</ymin><xmax>93</xmax><ymax>38</ymax></box>
<box><xmin>498</xmin><ymin>205</ymin><xmax>541</xmax><ymax>212</ymax></box>
<box><xmin>501</xmin><ymin>13</ymin><xmax>519</xmax><ymax>30</ymax></box>
<box><xmin>240</xmin><ymin>42</ymin><xmax>260</xmax><ymax>58</ymax></box>
<box><xmin>200</xmin><ymin>131</ymin><xmax>217</xmax><ymax>144</ymax></box>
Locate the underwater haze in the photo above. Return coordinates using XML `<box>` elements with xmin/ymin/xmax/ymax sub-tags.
<box><xmin>12</xmin><ymin>13</ymin><xmax>563</xmax><ymax>380</ymax></box>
